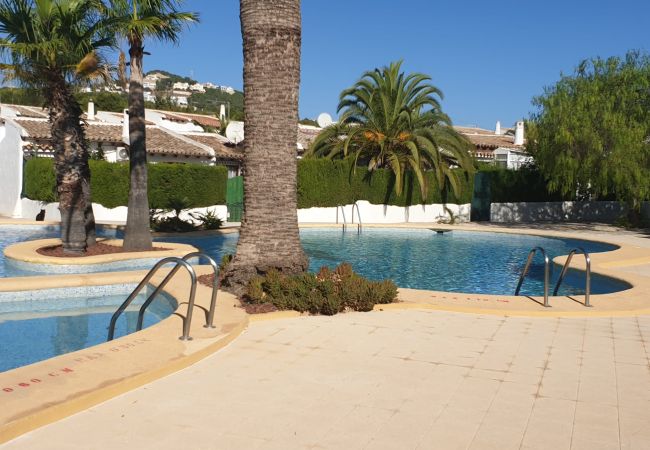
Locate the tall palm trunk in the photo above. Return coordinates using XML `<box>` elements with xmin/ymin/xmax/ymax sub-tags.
<box><xmin>222</xmin><ymin>0</ymin><xmax>307</xmax><ymax>295</ymax></box>
<box><xmin>123</xmin><ymin>37</ymin><xmax>152</xmax><ymax>251</ymax></box>
<box><xmin>47</xmin><ymin>76</ymin><xmax>96</xmax><ymax>253</ymax></box>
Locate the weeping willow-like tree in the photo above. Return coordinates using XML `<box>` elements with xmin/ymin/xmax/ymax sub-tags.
<box><xmin>307</xmin><ymin>61</ymin><xmax>473</xmax><ymax>199</ymax></box>
<box><xmin>528</xmin><ymin>52</ymin><xmax>650</xmax><ymax>215</ymax></box>
<box><xmin>0</xmin><ymin>0</ymin><xmax>112</xmax><ymax>253</ymax></box>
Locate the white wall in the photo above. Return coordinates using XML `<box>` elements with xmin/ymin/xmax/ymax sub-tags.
<box><xmin>297</xmin><ymin>201</ymin><xmax>470</xmax><ymax>224</ymax></box>
<box><xmin>17</xmin><ymin>198</ymin><xmax>468</xmax><ymax>225</ymax></box>
<box><xmin>0</xmin><ymin>120</ymin><xmax>25</xmax><ymax>217</ymax></box>
<box><xmin>19</xmin><ymin>198</ymin><xmax>228</xmax><ymax>225</ymax></box>
<box><xmin>490</xmin><ymin>201</ymin><xmax>628</xmax><ymax>223</ymax></box>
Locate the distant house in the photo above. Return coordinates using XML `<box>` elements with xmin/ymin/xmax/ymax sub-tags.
<box><xmin>189</xmin><ymin>83</ymin><xmax>206</xmax><ymax>93</ymax></box>
<box><xmin>455</xmin><ymin>121</ymin><xmax>531</xmax><ymax>170</ymax></box>
<box><xmin>172</xmin><ymin>82</ymin><xmax>190</xmax><ymax>91</ymax></box>
<box><xmin>143</xmin><ymin>90</ymin><xmax>156</xmax><ymax>103</ymax></box>
<box><xmin>170</xmin><ymin>91</ymin><xmax>190</xmax><ymax>108</ymax></box>
<box><xmin>0</xmin><ymin>102</ymin><xmax>244</xmax><ymax>218</ymax></box>
<box><xmin>219</xmin><ymin>86</ymin><xmax>235</xmax><ymax>95</ymax></box>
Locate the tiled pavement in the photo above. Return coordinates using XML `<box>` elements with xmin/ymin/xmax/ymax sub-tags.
<box><xmin>3</xmin><ymin>310</ymin><xmax>650</xmax><ymax>450</ymax></box>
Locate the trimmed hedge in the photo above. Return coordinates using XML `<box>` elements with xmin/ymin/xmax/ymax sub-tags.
<box><xmin>480</xmin><ymin>166</ymin><xmax>571</xmax><ymax>203</ymax></box>
<box><xmin>296</xmin><ymin>158</ymin><xmax>473</xmax><ymax>208</ymax></box>
<box><xmin>25</xmin><ymin>157</ymin><xmax>568</xmax><ymax>211</ymax></box>
<box><xmin>23</xmin><ymin>158</ymin><xmax>228</xmax><ymax>208</ymax></box>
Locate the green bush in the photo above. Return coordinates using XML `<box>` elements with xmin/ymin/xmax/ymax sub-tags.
<box><xmin>482</xmin><ymin>166</ymin><xmax>569</xmax><ymax>203</ymax></box>
<box><xmin>244</xmin><ymin>263</ymin><xmax>398</xmax><ymax>315</ymax></box>
<box><xmin>23</xmin><ymin>158</ymin><xmax>228</xmax><ymax>209</ymax></box>
<box><xmin>297</xmin><ymin>158</ymin><xmax>473</xmax><ymax>208</ymax></box>
<box><xmin>23</xmin><ymin>158</ymin><xmax>57</xmax><ymax>202</ymax></box>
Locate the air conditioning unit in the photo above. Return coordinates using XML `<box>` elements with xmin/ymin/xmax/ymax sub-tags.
<box><xmin>117</xmin><ymin>147</ymin><xmax>129</xmax><ymax>160</ymax></box>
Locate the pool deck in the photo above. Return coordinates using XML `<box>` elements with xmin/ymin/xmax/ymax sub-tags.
<box><xmin>1</xmin><ymin>221</ymin><xmax>650</xmax><ymax>448</ymax></box>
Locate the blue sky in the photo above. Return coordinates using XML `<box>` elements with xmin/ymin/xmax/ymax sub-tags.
<box><xmin>140</xmin><ymin>0</ymin><xmax>650</xmax><ymax>129</ymax></box>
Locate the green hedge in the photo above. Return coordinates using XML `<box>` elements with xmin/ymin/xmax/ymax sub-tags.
<box><xmin>26</xmin><ymin>157</ymin><xmax>566</xmax><ymax>211</ymax></box>
<box><xmin>23</xmin><ymin>158</ymin><xmax>228</xmax><ymax>208</ymax></box>
<box><xmin>480</xmin><ymin>166</ymin><xmax>570</xmax><ymax>203</ymax></box>
<box><xmin>296</xmin><ymin>159</ymin><xmax>473</xmax><ymax>208</ymax></box>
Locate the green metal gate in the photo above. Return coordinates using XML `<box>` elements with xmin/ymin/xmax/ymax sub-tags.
<box><xmin>470</xmin><ymin>172</ymin><xmax>491</xmax><ymax>221</ymax></box>
<box><xmin>226</xmin><ymin>176</ymin><xmax>244</xmax><ymax>222</ymax></box>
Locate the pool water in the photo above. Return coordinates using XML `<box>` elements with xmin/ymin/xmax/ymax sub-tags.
<box><xmin>0</xmin><ymin>226</ymin><xmax>629</xmax><ymax>296</ymax></box>
<box><xmin>161</xmin><ymin>228</ymin><xmax>628</xmax><ymax>296</ymax></box>
<box><xmin>0</xmin><ymin>290</ymin><xmax>176</xmax><ymax>373</ymax></box>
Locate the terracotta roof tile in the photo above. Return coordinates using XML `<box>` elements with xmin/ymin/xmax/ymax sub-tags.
<box><xmin>173</xmin><ymin>112</ymin><xmax>221</xmax><ymax>128</ymax></box>
<box><xmin>145</xmin><ymin>127</ymin><xmax>213</xmax><ymax>158</ymax></box>
<box><xmin>4</xmin><ymin>104</ymin><xmax>48</xmax><ymax>118</ymax></box>
<box><xmin>15</xmin><ymin>118</ymin><xmax>214</xmax><ymax>159</ymax></box>
<box><xmin>185</xmin><ymin>133</ymin><xmax>244</xmax><ymax>161</ymax></box>
<box><xmin>297</xmin><ymin>125</ymin><xmax>321</xmax><ymax>150</ymax></box>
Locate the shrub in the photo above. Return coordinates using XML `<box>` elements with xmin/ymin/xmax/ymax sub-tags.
<box><xmin>244</xmin><ymin>263</ymin><xmax>398</xmax><ymax>315</ymax></box>
<box><xmin>23</xmin><ymin>158</ymin><xmax>228</xmax><ymax>208</ymax></box>
<box><xmin>190</xmin><ymin>209</ymin><xmax>223</xmax><ymax>230</ymax></box>
<box><xmin>297</xmin><ymin>158</ymin><xmax>473</xmax><ymax>208</ymax></box>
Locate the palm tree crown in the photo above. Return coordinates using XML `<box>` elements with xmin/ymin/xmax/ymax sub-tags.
<box><xmin>0</xmin><ymin>0</ymin><xmax>111</xmax><ymax>90</ymax></box>
<box><xmin>106</xmin><ymin>0</ymin><xmax>197</xmax><ymax>47</ymax></box>
<box><xmin>308</xmin><ymin>61</ymin><xmax>473</xmax><ymax>198</ymax></box>
<box><xmin>0</xmin><ymin>0</ymin><xmax>113</xmax><ymax>252</ymax></box>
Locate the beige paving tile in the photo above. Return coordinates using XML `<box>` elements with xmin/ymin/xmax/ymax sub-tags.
<box><xmin>4</xmin><ymin>311</ymin><xmax>650</xmax><ymax>450</ymax></box>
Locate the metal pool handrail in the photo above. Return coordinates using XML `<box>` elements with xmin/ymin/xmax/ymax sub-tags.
<box><xmin>107</xmin><ymin>257</ymin><xmax>197</xmax><ymax>341</ymax></box>
<box><xmin>135</xmin><ymin>252</ymin><xmax>220</xmax><ymax>333</ymax></box>
<box><xmin>514</xmin><ymin>247</ymin><xmax>550</xmax><ymax>307</ymax></box>
<box><xmin>336</xmin><ymin>205</ymin><xmax>348</xmax><ymax>231</ymax></box>
<box><xmin>351</xmin><ymin>201</ymin><xmax>362</xmax><ymax>234</ymax></box>
<box><xmin>553</xmin><ymin>247</ymin><xmax>591</xmax><ymax>307</ymax></box>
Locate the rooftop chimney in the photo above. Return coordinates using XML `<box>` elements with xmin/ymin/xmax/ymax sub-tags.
<box><xmin>514</xmin><ymin>121</ymin><xmax>524</xmax><ymax>146</ymax></box>
<box><xmin>87</xmin><ymin>100</ymin><xmax>95</xmax><ymax>121</ymax></box>
<box><xmin>495</xmin><ymin>120</ymin><xmax>501</xmax><ymax>135</ymax></box>
<box><xmin>219</xmin><ymin>104</ymin><xmax>226</xmax><ymax>121</ymax></box>
<box><xmin>122</xmin><ymin>109</ymin><xmax>130</xmax><ymax>145</ymax></box>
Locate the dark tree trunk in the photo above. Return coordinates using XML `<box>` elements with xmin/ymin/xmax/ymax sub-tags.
<box><xmin>123</xmin><ymin>39</ymin><xmax>153</xmax><ymax>251</ymax></box>
<box><xmin>222</xmin><ymin>0</ymin><xmax>308</xmax><ymax>296</ymax></box>
<box><xmin>46</xmin><ymin>77</ymin><xmax>95</xmax><ymax>253</ymax></box>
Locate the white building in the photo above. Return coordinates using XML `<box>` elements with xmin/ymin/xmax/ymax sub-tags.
<box><xmin>0</xmin><ymin>103</ymin><xmax>244</xmax><ymax>219</ymax></box>
<box><xmin>172</xmin><ymin>82</ymin><xmax>190</xmax><ymax>91</ymax></box>
<box><xmin>170</xmin><ymin>91</ymin><xmax>190</xmax><ymax>108</ymax></box>
<box><xmin>455</xmin><ymin>121</ymin><xmax>532</xmax><ymax>170</ymax></box>
<box><xmin>189</xmin><ymin>83</ymin><xmax>205</xmax><ymax>93</ymax></box>
<box><xmin>143</xmin><ymin>90</ymin><xmax>156</xmax><ymax>103</ymax></box>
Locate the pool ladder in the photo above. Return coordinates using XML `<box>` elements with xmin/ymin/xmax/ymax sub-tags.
<box><xmin>107</xmin><ymin>252</ymin><xmax>219</xmax><ymax>342</ymax></box>
<box><xmin>336</xmin><ymin>202</ymin><xmax>362</xmax><ymax>234</ymax></box>
<box><xmin>514</xmin><ymin>246</ymin><xmax>592</xmax><ymax>307</ymax></box>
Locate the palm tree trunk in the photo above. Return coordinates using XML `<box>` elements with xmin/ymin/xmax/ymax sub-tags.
<box><xmin>47</xmin><ymin>78</ymin><xmax>95</xmax><ymax>253</ymax></box>
<box><xmin>222</xmin><ymin>0</ymin><xmax>308</xmax><ymax>295</ymax></box>
<box><xmin>123</xmin><ymin>39</ymin><xmax>153</xmax><ymax>251</ymax></box>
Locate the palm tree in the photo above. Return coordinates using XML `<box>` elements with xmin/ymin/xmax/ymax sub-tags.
<box><xmin>221</xmin><ymin>0</ymin><xmax>307</xmax><ymax>295</ymax></box>
<box><xmin>106</xmin><ymin>0</ymin><xmax>198</xmax><ymax>250</ymax></box>
<box><xmin>308</xmin><ymin>61</ymin><xmax>474</xmax><ymax>200</ymax></box>
<box><xmin>0</xmin><ymin>0</ymin><xmax>112</xmax><ymax>253</ymax></box>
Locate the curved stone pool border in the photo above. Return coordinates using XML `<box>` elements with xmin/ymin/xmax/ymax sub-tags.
<box><xmin>1</xmin><ymin>220</ymin><xmax>650</xmax><ymax>443</ymax></box>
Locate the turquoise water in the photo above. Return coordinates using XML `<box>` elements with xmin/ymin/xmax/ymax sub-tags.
<box><xmin>0</xmin><ymin>226</ymin><xmax>628</xmax><ymax>296</ymax></box>
<box><xmin>0</xmin><ymin>290</ymin><xmax>176</xmax><ymax>373</ymax></box>
<box><xmin>162</xmin><ymin>228</ymin><xmax>628</xmax><ymax>296</ymax></box>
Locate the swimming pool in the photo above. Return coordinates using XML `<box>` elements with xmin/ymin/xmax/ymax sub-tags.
<box><xmin>163</xmin><ymin>228</ymin><xmax>628</xmax><ymax>296</ymax></box>
<box><xmin>0</xmin><ymin>285</ymin><xmax>176</xmax><ymax>373</ymax></box>
<box><xmin>0</xmin><ymin>225</ymin><xmax>629</xmax><ymax>296</ymax></box>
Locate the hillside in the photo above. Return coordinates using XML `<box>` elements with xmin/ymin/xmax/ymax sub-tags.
<box><xmin>147</xmin><ymin>69</ymin><xmax>244</xmax><ymax>119</ymax></box>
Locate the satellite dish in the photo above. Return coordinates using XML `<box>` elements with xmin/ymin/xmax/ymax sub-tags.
<box><xmin>317</xmin><ymin>112</ymin><xmax>333</xmax><ymax>128</ymax></box>
<box><xmin>225</xmin><ymin>121</ymin><xmax>244</xmax><ymax>143</ymax></box>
